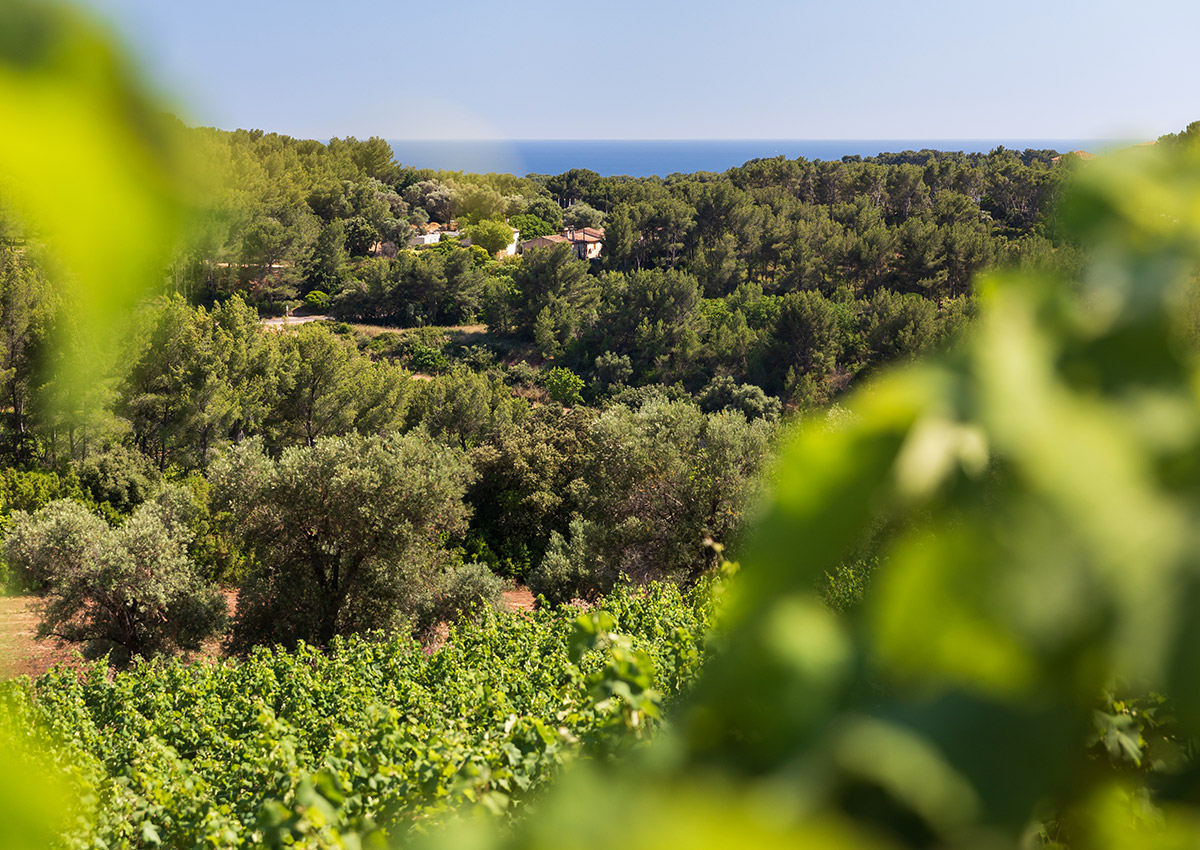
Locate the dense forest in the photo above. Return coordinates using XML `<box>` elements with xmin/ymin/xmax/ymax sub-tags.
<box><xmin>169</xmin><ymin>128</ymin><xmax>1082</xmax><ymax>405</ymax></box>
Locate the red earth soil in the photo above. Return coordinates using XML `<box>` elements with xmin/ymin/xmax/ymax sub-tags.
<box><xmin>0</xmin><ymin>588</ymin><xmax>536</xmax><ymax>679</ymax></box>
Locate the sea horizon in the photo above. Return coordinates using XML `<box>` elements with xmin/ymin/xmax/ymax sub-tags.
<box><xmin>386</xmin><ymin>138</ymin><xmax>1136</xmax><ymax>178</ymax></box>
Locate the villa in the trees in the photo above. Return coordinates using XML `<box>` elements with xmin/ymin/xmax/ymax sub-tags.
<box><xmin>519</xmin><ymin>226</ymin><xmax>605</xmax><ymax>260</ymax></box>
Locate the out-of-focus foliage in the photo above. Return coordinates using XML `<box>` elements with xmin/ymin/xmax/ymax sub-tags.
<box><xmin>0</xmin><ymin>2</ymin><xmax>193</xmax><ymax>840</ymax></box>
<box><xmin>0</xmin><ymin>581</ymin><xmax>715</xmax><ymax>848</ymax></box>
<box><xmin>410</xmin><ymin>146</ymin><xmax>1200</xmax><ymax>849</ymax></box>
<box><xmin>0</xmin><ymin>704</ymin><xmax>82</xmax><ymax>850</ymax></box>
<box><xmin>0</xmin><ymin>0</ymin><xmax>191</xmax><ymax>376</ymax></box>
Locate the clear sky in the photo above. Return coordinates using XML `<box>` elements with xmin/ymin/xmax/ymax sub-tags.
<box><xmin>76</xmin><ymin>0</ymin><xmax>1200</xmax><ymax>141</ymax></box>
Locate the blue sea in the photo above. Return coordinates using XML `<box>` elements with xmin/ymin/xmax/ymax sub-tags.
<box><xmin>387</xmin><ymin>139</ymin><xmax>1128</xmax><ymax>178</ymax></box>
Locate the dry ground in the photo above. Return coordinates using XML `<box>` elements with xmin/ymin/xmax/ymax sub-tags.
<box><xmin>0</xmin><ymin>588</ymin><xmax>536</xmax><ymax>679</ymax></box>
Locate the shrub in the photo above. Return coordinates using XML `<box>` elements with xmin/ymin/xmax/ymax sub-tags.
<box><xmin>543</xmin><ymin>366</ymin><xmax>584</xmax><ymax>406</ymax></box>
<box><xmin>697</xmin><ymin>375</ymin><xmax>781</xmax><ymax>422</ymax></box>
<box><xmin>411</xmin><ymin>561</ymin><xmax>505</xmax><ymax>632</ymax></box>
<box><xmin>304</xmin><ymin>289</ymin><xmax>330</xmax><ymax>311</ymax></box>
<box><xmin>76</xmin><ymin>444</ymin><xmax>161</xmax><ymax>515</ymax></box>
<box><xmin>528</xmin><ymin>518</ymin><xmax>608</xmax><ymax>605</ymax></box>
<box><xmin>408</xmin><ymin>344</ymin><xmax>449</xmax><ymax>374</ymax></box>
<box><xmin>3</xmin><ymin>485</ymin><xmax>227</xmax><ymax>666</ymax></box>
<box><xmin>505</xmin><ymin>359</ymin><xmax>539</xmax><ymax>389</ymax></box>
<box><xmin>593</xmin><ymin>351</ymin><xmax>633</xmax><ymax>392</ymax></box>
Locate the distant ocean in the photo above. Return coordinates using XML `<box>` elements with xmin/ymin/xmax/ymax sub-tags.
<box><xmin>387</xmin><ymin>139</ymin><xmax>1128</xmax><ymax>178</ymax></box>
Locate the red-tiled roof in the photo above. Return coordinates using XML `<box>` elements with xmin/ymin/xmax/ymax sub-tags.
<box><xmin>564</xmin><ymin>227</ymin><xmax>604</xmax><ymax>242</ymax></box>
<box><xmin>519</xmin><ymin>235</ymin><xmax>570</xmax><ymax>249</ymax></box>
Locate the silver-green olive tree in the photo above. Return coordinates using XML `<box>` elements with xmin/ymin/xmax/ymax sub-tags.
<box><xmin>4</xmin><ymin>484</ymin><xmax>227</xmax><ymax>666</ymax></box>
<box><xmin>211</xmin><ymin>431</ymin><xmax>477</xmax><ymax>649</ymax></box>
<box><xmin>529</xmin><ymin>398</ymin><xmax>773</xmax><ymax>604</ymax></box>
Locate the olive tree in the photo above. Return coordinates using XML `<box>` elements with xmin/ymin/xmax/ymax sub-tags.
<box><xmin>3</xmin><ymin>484</ymin><xmax>227</xmax><ymax>666</ymax></box>
<box><xmin>529</xmin><ymin>399</ymin><xmax>774</xmax><ymax>603</ymax></box>
<box><xmin>211</xmin><ymin>432</ymin><xmax>477</xmax><ymax>649</ymax></box>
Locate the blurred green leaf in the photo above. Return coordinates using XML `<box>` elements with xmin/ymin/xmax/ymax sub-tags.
<box><xmin>0</xmin><ymin>0</ymin><xmax>191</xmax><ymax>384</ymax></box>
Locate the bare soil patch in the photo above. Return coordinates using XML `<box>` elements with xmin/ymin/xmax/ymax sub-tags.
<box><xmin>2</xmin><ymin>588</ymin><xmax>534</xmax><ymax>679</ymax></box>
<box><xmin>0</xmin><ymin>595</ymin><xmax>76</xmax><ymax>679</ymax></box>
<box><xmin>502</xmin><ymin>587</ymin><xmax>535</xmax><ymax>612</ymax></box>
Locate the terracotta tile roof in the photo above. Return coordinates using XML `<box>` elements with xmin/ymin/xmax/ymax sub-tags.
<box><xmin>519</xmin><ymin>235</ymin><xmax>570</xmax><ymax>250</ymax></box>
<box><xmin>564</xmin><ymin>227</ymin><xmax>605</xmax><ymax>242</ymax></box>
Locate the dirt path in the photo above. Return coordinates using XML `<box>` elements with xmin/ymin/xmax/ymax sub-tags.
<box><xmin>1</xmin><ymin>589</ymin><xmax>536</xmax><ymax>679</ymax></box>
<box><xmin>260</xmin><ymin>314</ymin><xmax>329</xmax><ymax>329</ymax></box>
<box><xmin>0</xmin><ymin>596</ymin><xmax>76</xmax><ymax>679</ymax></box>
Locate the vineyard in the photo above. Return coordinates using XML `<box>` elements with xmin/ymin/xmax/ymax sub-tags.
<box><xmin>10</xmin><ymin>6</ymin><xmax>1200</xmax><ymax>848</ymax></box>
<box><xmin>0</xmin><ymin>582</ymin><xmax>717</xmax><ymax>848</ymax></box>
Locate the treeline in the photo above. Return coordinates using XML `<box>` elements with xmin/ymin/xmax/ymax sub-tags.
<box><xmin>174</xmin><ymin>130</ymin><xmax>558</xmax><ymax>311</ymax></box>
<box><xmin>166</xmin><ymin>128</ymin><xmax>1083</xmax><ymax>406</ymax></box>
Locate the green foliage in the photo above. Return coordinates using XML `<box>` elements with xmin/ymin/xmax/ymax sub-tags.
<box><xmin>562</xmin><ymin>201</ymin><xmax>605</xmax><ymax>230</ymax></box>
<box><xmin>0</xmin><ymin>713</ymin><xmax>80</xmax><ymax>850</ymax></box>
<box><xmin>76</xmin><ymin>444</ymin><xmax>161</xmax><ymax>515</ymax></box>
<box><xmin>409</xmin><ymin>561</ymin><xmax>506</xmax><ymax>634</ymax></box>
<box><xmin>0</xmin><ymin>465</ymin><xmax>90</xmax><ymax>518</ymax></box>
<box><xmin>407</xmin><ymin>368</ymin><xmax>524</xmax><ymax>448</ymax></box>
<box><xmin>510</xmin><ymin>243</ymin><xmax>595</xmax><ymax>348</ymax></box>
<box><xmin>0</xmin><ymin>581</ymin><xmax>715</xmax><ymax>848</ymax></box>
<box><xmin>211</xmin><ymin>432</ymin><xmax>476</xmax><ymax>649</ymax></box>
<box><xmin>761</xmin><ymin>288</ymin><xmax>843</xmax><ymax>400</ymax></box>
<box><xmin>530</xmin><ymin>399</ymin><xmax>773</xmax><ymax>598</ymax></box>
<box><xmin>697</xmin><ymin>374</ymin><xmax>781</xmax><ymax>422</ymax></box>
<box><xmin>405</xmin><ymin>141</ymin><xmax>1200</xmax><ymax>850</ymax></box>
<box><xmin>464</xmin><ymin>407</ymin><xmax>589</xmax><ymax>578</ymax></box>
<box><xmin>334</xmin><ymin>248</ymin><xmax>486</xmax><ymax>327</ymax></box>
<box><xmin>304</xmin><ymin>289</ymin><xmax>331</xmax><ymax>311</ymax></box>
<box><xmin>0</xmin><ymin>466</ymin><xmax>95</xmax><ymax>591</ymax></box>
<box><xmin>305</xmin><ymin>220</ymin><xmax>349</xmax><ymax>294</ymax></box>
<box><xmin>4</xmin><ymin>484</ymin><xmax>226</xmax><ymax>665</ymax></box>
<box><xmin>509</xmin><ymin>212</ymin><xmax>556</xmax><ymax>240</ymax></box>
<box><xmin>528</xmin><ymin>517</ymin><xmax>606</xmax><ymax>605</ymax></box>
<box><xmin>464</xmin><ymin>219</ymin><xmax>515</xmax><ymax>256</ymax></box>
<box><xmin>819</xmin><ymin>556</ymin><xmax>879</xmax><ymax>612</ymax></box>
<box><xmin>267</xmin><ymin>322</ymin><xmax>410</xmax><ymax>448</ymax></box>
<box><xmin>404</xmin><ymin>179</ymin><xmax>459</xmax><ymax>223</ymax></box>
<box><xmin>18</xmin><ymin>8</ymin><xmax>1200</xmax><ymax>846</ymax></box>
<box><xmin>592</xmin><ymin>350</ymin><xmax>633</xmax><ymax>392</ymax></box>
<box><xmin>582</xmin><ymin>268</ymin><xmax>705</xmax><ymax>384</ymax></box>
<box><xmin>118</xmin><ymin>294</ymin><xmax>282</xmax><ymax>467</ymax></box>
<box><xmin>0</xmin><ymin>0</ymin><xmax>189</xmax><ymax>389</ymax></box>
<box><xmin>543</xmin><ymin>366</ymin><xmax>584</xmax><ymax>406</ymax></box>
<box><xmin>0</xmin><ymin>245</ymin><xmax>57</xmax><ymax>461</ymax></box>
<box><xmin>523</xmin><ymin>197</ymin><xmax>564</xmax><ymax>230</ymax></box>
<box><xmin>408</xmin><ymin>344</ymin><xmax>450</xmax><ymax>374</ymax></box>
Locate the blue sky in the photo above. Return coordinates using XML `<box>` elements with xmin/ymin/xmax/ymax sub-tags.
<box><xmin>77</xmin><ymin>0</ymin><xmax>1200</xmax><ymax>141</ymax></box>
